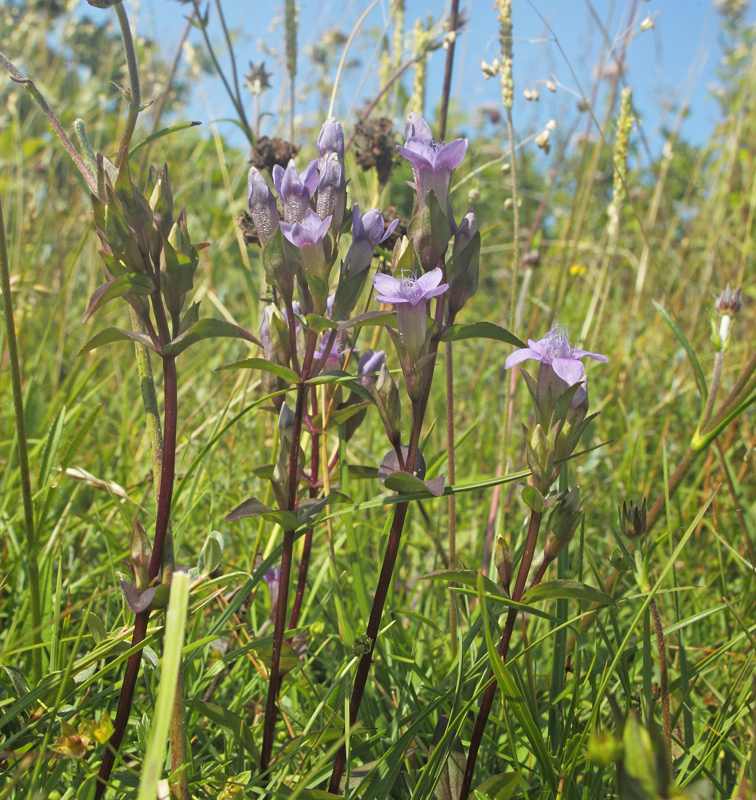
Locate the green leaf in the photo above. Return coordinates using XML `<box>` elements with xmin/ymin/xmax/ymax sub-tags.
<box><xmin>78</xmin><ymin>327</ymin><xmax>159</xmax><ymax>355</ymax></box>
<box><xmin>129</xmin><ymin>121</ymin><xmax>202</xmax><ymax>157</ymax></box>
<box><xmin>218</xmin><ymin>357</ymin><xmax>300</xmax><ymax>384</ymax></box>
<box><xmin>296</xmin><ymin>492</ymin><xmax>351</xmax><ymax>527</ymax></box>
<box><xmin>440</xmin><ymin>321</ymin><xmax>526</xmax><ymax>348</ymax></box>
<box><xmin>305</xmin><ymin>313</ymin><xmax>339</xmax><ymax>333</ymax></box>
<box><xmin>383</xmin><ymin>470</ymin><xmax>428</xmax><ymax>494</ymax></box>
<box><xmin>311</xmin><ymin>401</ymin><xmax>371</xmax><ymax>433</ymax></box>
<box><xmin>198</xmin><ymin>531</ymin><xmax>224</xmax><ymax>576</ymax></box>
<box><xmin>256</xmin><ymin>639</ymin><xmax>301</xmax><ymax>676</ymax></box>
<box><xmin>523</xmin><ymin>579</ymin><xmax>618</xmax><ymax>607</ymax></box>
<box><xmin>474</xmin><ymin>772</ymin><xmax>520</xmax><ymax>800</ymax></box>
<box><xmin>82</xmin><ymin>274</ymin><xmax>155</xmax><ymax>323</ymax></box>
<box><xmin>193</xmin><ymin>700</ymin><xmax>259</xmax><ymax>761</ymax></box>
<box><xmin>521</xmin><ymin>485</ymin><xmax>545</xmax><ymax>513</ymax></box>
<box><xmin>86</xmin><ymin>613</ymin><xmax>108</xmax><ymax>646</ymax></box>
<box><xmin>338</xmin><ymin>310</ymin><xmax>396</xmax><ymax>330</ymax></box>
<box><xmin>162</xmin><ymin>318</ymin><xmax>258</xmax><ymax>357</ymax></box>
<box><xmin>59</xmin><ymin>403</ymin><xmax>103</xmax><ymax>472</ymax></box>
<box><xmin>653</xmin><ymin>300</ymin><xmax>708</xmax><ymax>403</ymax></box>
<box><xmin>224</xmin><ymin>497</ymin><xmax>298</xmax><ymax>530</ymax></box>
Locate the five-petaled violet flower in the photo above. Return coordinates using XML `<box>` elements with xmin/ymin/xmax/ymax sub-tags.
<box><xmin>504</xmin><ymin>322</ymin><xmax>607</xmax><ymax>385</ymax></box>
<box><xmin>348</xmin><ymin>204</ymin><xmax>399</xmax><ymax>276</ymax></box>
<box><xmin>272</xmin><ymin>159</ymin><xmax>319</xmax><ymax>223</ymax></box>
<box><xmin>280</xmin><ymin>208</ymin><xmax>332</xmax><ymax>308</ymax></box>
<box><xmin>396</xmin><ymin>112</ymin><xmax>468</xmax><ymax>211</ymax></box>
<box><xmin>373</xmin><ymin>267</ymin><xmax>448</xmax><ymax>362</ymax></box>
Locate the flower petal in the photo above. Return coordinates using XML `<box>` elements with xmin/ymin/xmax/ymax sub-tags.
<box><xmin>301</xmin><ymin>159</ymin><xmax>319</xmax><ymax>197</ymax></box>
<box><xmin>417</xmin><ymin>267</ymin><xmax>444</xmax><ymax>292</ymax></box>
<box><xmin>360</xmin><ymin>209</ymin><xmax>386</xmax><ymax>245</ymax></box>
<box><xmin>504</xmin><ymin>348</ymin><xmax>540</xmax><ymax>370</ymax></box>
<box><xmin>551</xmin><ymin>357</ymin><xmax>585</xmax><ymax>385</ymax></box>
<box><xmin>380</xmin><ymin>217</ymin><xmax>400</xmax><ymax>243</ymax></box>
<box><xmin>436</xmin><ymin>138</ymin><xmax>468</xmax><ymax>170</ymax></box>
<box><xmin>351</xmin><ymin>203</ymin><xmax>363</xmax><ymax>239</ymax></box>
<box><xmin>396</xmin><ymin>142</ymin><xmax>434</xmax><ymax>172</ymax></box>
<box><xmin>573</xmin><ymin>348</ymin><xmax>608</xmax><ymax>362</ymax></box>
<box><xmin>272</xmin><ymin>164</ymin><xmax>285</xmax><ymax>196</ymax></box>
<box><xmin>405</xmin><ymin>112</ymin><xmax>433</xmax><ymax>142</ymax></box>
<box><xmin>373</xmin><ymin>273</ymin><xmax>401</xmax><ymax>300</ymax></box>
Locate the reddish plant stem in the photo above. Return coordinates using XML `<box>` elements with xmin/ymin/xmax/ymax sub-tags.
<box><xmin>289</xmin><ymin>387</ymin><xmax>320</xmax><ymax>632</ymax></box>
<box><xmin>95</xmin><ymin>354</ymin><xmax>178</xmax><ymax>799</ymax></box>
<box><xmin>458</xmin><ymin>509</ymin><xmax>543</xmax><ymax>800</ymax></box>
<box><xmin>260</xmin><ymin>333</ymin><xmax>317</xmax><ymax>773</ymax></box>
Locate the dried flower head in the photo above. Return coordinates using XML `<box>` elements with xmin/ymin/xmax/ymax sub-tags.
<box><xmin>249</xmin><ymin>137</ymin><xmax>300</xmax><ymax>174</ymax></box>
<box><xmin>354</xmin><ymin>117</ymin><xmax>397</xmax><ymax>185</ymax></box>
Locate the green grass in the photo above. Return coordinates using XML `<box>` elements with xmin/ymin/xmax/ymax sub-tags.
<box><xmin>0</xmin><ymin>2</ymin><xmax>754</xmax><ymax>799</ymax></box>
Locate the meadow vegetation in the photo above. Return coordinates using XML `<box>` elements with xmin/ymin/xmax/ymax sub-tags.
<box><xmin>0</xmin><ymin>1</ymin><xmax>754</xmax><ymax>798</ymax></box>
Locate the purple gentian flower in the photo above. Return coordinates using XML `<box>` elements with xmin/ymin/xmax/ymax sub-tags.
<box><xmin>396</xmin><ymin>113</ymin><xmax>468</xmax><ymax>211</ymax></box>
<box><xmin>373</xmin><ymin>267</ymin><xmax>448</xmax><ymax>362</ymax></box>
<box><xmin>247</xmin><ymin>167</ymin><xmax>280</xmax><ymax>246</ymax></box>
<box><xmin>280</xmin><ymin>207</ymin><xmax>332</xmax><ymax>280</ymax></box>
<box><xmin>346</xmin><ymin>203</ymin><xmax>399</xmax><ymax>276</ymax></box>
<box><xmin>272</xmin><ymin>159</ymin><xmax>319</xmax><ymax>223</ymax></box>
<box><xmin>504</xmin><ymin>322</ymin><xmax>607</xmax><ymax>385</ymax></box>
<box><xmin>357</xmin><ymin>349</ymin><xmax>386</xmax><ymax>388</ymax></box>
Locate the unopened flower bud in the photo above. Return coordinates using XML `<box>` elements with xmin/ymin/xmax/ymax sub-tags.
<box><xmin>543</xmin><ymin>486</ymin><xmax>582</xmax><ymax>562</ymax></box>
<box><xmin>447</xmin><ymin>209</ymin><xmax>480</xmax><ymax>317</ymax></box>
<box><xmin>523</xmin><ymin>88</ymin><xmax>539</xmax><ymax>101</ymax></box>
<box><xmin>317</xmin><ymin>116</ymin><xmax>345</xmax><ymax>163</ymax></box>
<box><xmin>620</xmin><ymin>498</ymin><xmax>647</xmax><ymax>539</ymax></box>
<box><xmin>316</xmin><ymin>152</ymin><xmax>346</xmax><ymax>230</ymax></box>
<box><xmin>130</xmin><ymin>520</ymin><xmax>152</xmax><ymax>592</ymax></box>
<box><xmin>358</xmin><ymin>349</ymin><xmax>386</xmax><ymax>388</ymax></box>
<box><xmin>247</xmin><ymin>167</ymin><xmax>280</xmax><ymax>246</ymax></box>
<box><xmin>372</xmin><ymin>363</ymin><xmax>402</xmax><ymax>447</ymax></box>
<box><xmin>546</xmin><ymin>80</ymin><xmax>557</xmax><ymax>92</ymax></box>
<box><xmin>494</xmin><ymin>536</ymin><xmax>514</xmax><ymax>590</ymax></box>
<box><xmin>535</xmin><ymin>129</ymin><xmax>551</xmax><ymax>154</ymax></box>
<box><xmin>715</xmin><ymin>284</ymin><xmax>741</xmax><ymax>316</ymax></box>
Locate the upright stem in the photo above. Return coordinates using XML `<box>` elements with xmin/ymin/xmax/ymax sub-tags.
<box><xmin>0</xmin><ymin>197</ymin><xmax>43</xmax><ymax>685</ymax></box>
<box><xmin>95</xmin><ymin>353</ymin><xmax>179</xmax><ymax>799</ymax></box>
<box><xmin>437</xmin><ymin>0</ymin><xmax>460</xmax><ymax>143</ymax></box>
<box><xmin>649</xmin><ymin>599</ymin><xmax>672</xmax><ymax>767</ymax></box>
<box><xmin>458</xmin><ymin>509</ymin><xmax>543</xmax><ymax>800</ymax></box>
<box><xmin>260</xmin><ymin>333</ymin><xmax>317</xmax><ymax>773</ymax></box>
<box><xmin>699</xmin><ymin>349</ymin><xmax>724</xmax><ymax>431</ymax></box>
<box><xmin>114</xmin><ymin>2</ymin><xmax>141</xmax><ymax>168</ymax></box>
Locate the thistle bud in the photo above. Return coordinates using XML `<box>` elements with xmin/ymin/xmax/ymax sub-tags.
<box><xmin>372</xmin><ymin>363</ymin><xmax>402</xmax><ymax>448</ymax></box>
<box><xmin>247</xmin><ymin>167</ymin><xmax>281</xmax><ymax>246</ymax></box>
<box><xmin>447</xmin><ymin>209</ymin><xmax>480</xmax><ymax>317</ymax></box>
<box><xmin>619</xmin><ymin>498</ymin><xmax>647</xmax><ymax>539</ymax></box>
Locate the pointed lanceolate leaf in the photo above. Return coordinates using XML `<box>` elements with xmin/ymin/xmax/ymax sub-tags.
<box><xmin>337</xmin><ymin>310</ymin><xmax>396</xmax><ymax>330</ymax></box>
<box><xmin>224</xmin><ymin>497</ymin><xmax>299</xmax><ymax>530</ymax></box>
<box><xmin>119</xmin><ymin>582</ymin><xmax>159</xmax><ymax>614</ymax></box>
<box><xmin>305</xmin><ymin>313</ymin><xmax>339</xmax><ymax>333</ymax></box>
<box><xmin>297</xmin><ymin>492</ymin><xmax>351</xmax><ymax>527</ymax></box>
<box><xmin>523</xmin><ymin>579</ymin><xmax>618</xmax><ymax>607</ymax></box>
<box><xmin>218</xmin><ymin>357</ymin><xmax>300</xmax><ymax>384</ymax></box>
<box><xmin>78</xmin><ymin>327</ymin><xmax>159</xmax><ymax>355</ymax></box>
<box><xmin>178</xmin><ymin>301</ymin><xmax>200</xmax><ymax>335</ymax></box>
<box><xmin>384</xmin><ymin>471</ymin><xmax>445</xmax><ymax>496</ymax></box>
<box><xmin>162</xmin><ymin>318</ymin><xmax>259</xmax><ymax>357</ymax></box>
<box><xmin>82</xmin><ymin>274</ymin><xmax>156</xmax><ymax>322</ymax></box>
<box><xmin>440</xmin><ymin>321</ymin><xmax>526</xmax><ymax>348</ymax></box>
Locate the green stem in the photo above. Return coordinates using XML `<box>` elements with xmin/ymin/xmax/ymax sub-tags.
<box><xmin>458</xmin><ymin>509</ymin><xmax>543</xmax><ymax>800</ymax></box>
<box><xmin>650</xmin><ymin>598</ymin><xmax>672</xmax><ymax>766</ymax></box>
<box><xmin>699</xmin><ymin>348</ymin><xmax>724</xmax><ymax>431</ymax></box>
<box><xmin>0</xmin><ymin>196</ymin><xmax>43</xmax><ymax>685</ymax></box>
<box><xmin>114</xmin><ymin>2</ymin><xmax>141</xmax><ymax>168</ymax></box>
<box><xmin>506</xmin><ymin>107</ymin><xmax>520</xmax><ymax>335</ymax></box>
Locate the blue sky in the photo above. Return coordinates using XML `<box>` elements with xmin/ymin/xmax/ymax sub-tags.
<box><xmin>129</xmin><ymin>0</ymin><xmax>749</xmax><ymax>157</ymax></box>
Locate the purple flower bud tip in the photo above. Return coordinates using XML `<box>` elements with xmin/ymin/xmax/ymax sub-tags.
<box><xmin>280</xmin><ymin>207</ymin><xmax>332</xmax><ymax>248</ymax></box>
<box><xmin>273</xmin><ymin>159</ymin><xmax>319</xmax><ymax>222</ymax></box>
<box><xmin>405</xmin><ymin>112</ymin><xmax>433</xmax><ymax>142</ymax></box>
<box><xmin>715</xmin><ymin>283</ymin><xmax>742</xmax><ymax>316</ymax></box>
<box><xmin>457</xmin><ymin>209</ymin><xmax>478</xmax><ymax>238</ymax></box>
<box><xmin>352</xmin><ymin>203</ymin><xmax>400</xmax><ymax>246</ymax></box>
<box><xmin>505</xmin><ymin>322</ymin><xmax>608</xmax><ymax>385</ymax></box>
<box><xmin>318</xmin><ymin>116</ymin><xmax>345</xmax><ymax>161</ymax></box>
<box><xmin>373</xmin><ymin>267</ymin><xmax>448</xmax><ymax>307</ymax></box>
<box><xmin>358</xmin><ymin>349</ymin><xmax>386</xmax><ymax>384</ymax></box>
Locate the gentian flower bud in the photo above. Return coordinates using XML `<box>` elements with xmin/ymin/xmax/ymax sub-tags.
<box><xmin>332</xmin><ymin>205</ymin><xmax>399</xmax><ymax>320</ymax></box>
<box><xmin>315</xmin><ymin>153</ymin><xmax>346</xmax><ymax>230</ymax></box>
<box><xmin>318</xmin><ymin>116</ymin><xmax>345</xmax><ymax>163</ymax></box>
<box><xmin>543</xmin><ymin>485</ymin><xmax>583</xmax><ymax>562</ymax></box>
<box><xmin>247</xmin><ymin>167</ymin><xmax>281</xmax><ymax>246</ymax></box>
<box><xmin>494</xmin><ymin>536</ymin><xmax>514</xmax><ymax>591</ymax></box>
<box><xmin>260</xmin><ymin>304</ymin><xmax>290</xmax><ymax>366</ymax></box>
<box><xmin>372</xmin><ymin>363</ymin><xmax>402</xmax><ymax>448</ymax></box>
<box><xmin>357</xmin><ymin>349</ymin><xmax>386</xmax><ymax>388</ymax></box>
<box><xmin>272</xmin><ymin>159</ymin><xmax>319</xmax><ymax>223</ymax></box>
<box><xmin>713</xmin><ymin>284</ymin><xmax>741</xmax><ymax>350</ymax></box>
<box><xmin>447</xmin><ymin>208</ymin><xmax>480</xmax><ymax>317</ymax></box>
<box><xmin>373</xmin><ymin>267</ymin><xmax>448</xmax><ymax>363</ymax></box>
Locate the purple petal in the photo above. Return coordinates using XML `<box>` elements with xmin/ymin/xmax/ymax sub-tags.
<box><xmin>436</xmin><ymin>138</ymin><xmax>468</xmax><ymax>170</ymax></box>
<box><xmin>526</xmin><ymin>339</ymin><xmax>545</xmax><ymax>356</ymax></box>
<box><xmin>504</xmin><ymin>348</ymin><xmax>540</xmax><ymax>370</ymax></box>
<box><xmin>351</xmin><ymin>203</ymin><xmax>363</xmax><ymax>240</ymax></box>
<box><xmin>396</xmin><ymin>142</ymin><xmax>434</xmax><ymax>172</ymax></box>
<box><xmin>373</xmin><ymin>273</ymin><xmax>400</xmax><ymax>299</ymax></box>
<box><xmin>405</xmin><ymin>112</ymin><xmax>433</xmax><ymax>142</ymax></box>
<box><xmin>301</xmin><ymin>159</ymin><xmax>319</xmax><ymax>196</ymax></box>
<box><xmin>361</xmin><ymin>209</ymin><xmax>386</xmax><ymax>245</ymax></box>
<box><xmin>573</xmin><ymin>348</ymin><xmax>608</xmax><ymax>363</ymax></box>
<box><xmin>551</xmin><ymin>357</ymin><xmax>585</xmax><ymax>385</ymax></box>
<box><xmin>280</xmin><ymin>160</ymin><xmax>298</xmax><ymax>199</ymax></box>
<box><xmin>416</xmin><ymin>267</ymin><xmax>445</xmax><ymax>292</ymax></box>
<box><xmin>380</xmin><ymin>217</ymin><xmax>400</xmax><ymax>243</ymax></box>
<box><xmin>272</xmin><ymin>164</ymin><xmax>285</xmax><ymax>196</ymax></box>
<box><xmin>415</xmin><ymin>282</ymin><xmax>448</xmax><ymax>304</ymax></box>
